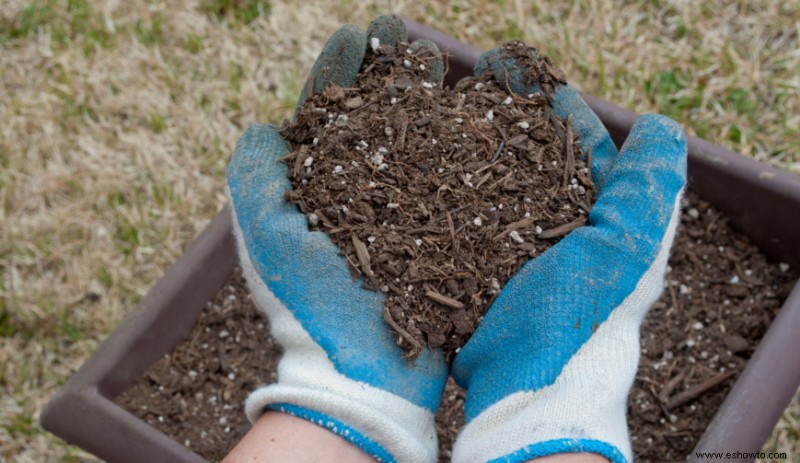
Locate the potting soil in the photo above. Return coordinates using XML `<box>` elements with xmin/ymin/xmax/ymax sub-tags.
<box><xmin>116</xmin><ymin>191</ymin><xmax>797</xmax><ymax>462</ymax></box>
<box><xmin>281</xmin><ymin>40</ymin><xmax>593</xmax><ymax>359</ymax></box>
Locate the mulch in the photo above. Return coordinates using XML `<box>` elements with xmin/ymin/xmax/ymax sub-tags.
<box><xmin>280</xmin><ymin>40</ymin><xmax>593</xmax><ymax>359</ymax></box>
<box><xmin>116</xmin><ymin>190</ymin><xmax>797</xmax><ymax>463</ymax></box>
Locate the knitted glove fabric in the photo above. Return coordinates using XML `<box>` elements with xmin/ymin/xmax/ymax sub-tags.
<box><xmin>451</xmin><ymin>45</ymin><xmax>688</xmax><ymax>463</ymax></box>
<box><xmin>227</xmin><ymin>16</ymin><xmax>448</xmax><ymax>463</ymax></box>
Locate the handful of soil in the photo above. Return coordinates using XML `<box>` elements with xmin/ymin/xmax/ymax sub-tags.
<box><xmin>281</xmin><ymin>41</ymin><xmax>595</xmax><ymax>358</ymax></box>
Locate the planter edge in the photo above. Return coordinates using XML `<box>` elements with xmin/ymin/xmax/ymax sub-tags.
<box><xmin>41</xmin><ymin>206</ymin><xmax>237</xmax><ymax>462</ymax></box>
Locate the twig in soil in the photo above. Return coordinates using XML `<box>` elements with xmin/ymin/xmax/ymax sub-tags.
<box><xmin>446</xmin><ymin>212</ymin><xmax>455</xmax><ymax>242</ymax></box>
<box><xmin>562</xmin><ymin>119</ymin><xmax>575</xmax><ymax>189</ymax></box>
<box><xmin>586</xmin><ymin>146</ymin><xmax>593</xmax><ymax>175</ymax></box>
<box><xmin>547</xmin><ymin>106</ymin><xmax>565</xmax><ymax>145</ymax></box>
<box><xmin>474</xmin><ymin>172</ymin><xmax>492</xmax><ymax>189</ymax></box>
<box><xmin>474</xmin><ymin>159</ymin><xmax>504</xmax><ymax>175</ymax></box>
<box><xmin>383</xmin><ymin>307</ymin><xmax>422</xmax><ymax>352</ymax></box>
<box><xmin>394</xmin><ymin>112</ymin><xmax>408</xmax><ymax>152</ymax></box>
<box><xmin>668</xmin><ymin>281</ymin><xmax>681</xmax><ymax>311</ymax></box>
<box><xmin>425</xmin><ymin>290</ymin><xmax>466</xmax><ymax>309</ymax></box>
<box><xmin>666</xmin><ymin>371</ymin><xmax>736</xmax><ymax>410</ymax></box>
<box><xmin>458</xmin><ymin>111</ymin><xmax>496</xmax><ymax>146</ymax></box>
<box><xmin>314</xmin><ymin>209</ymin><xmax>336</xmax><ymax>229</ymax></box>
<box><xmin>492</xmin><ymin>140</ymin><xmax>506</xmax><ymax>162</ymax></box>
<box><xmin>486</xmin><ymin>171</ymin><xmax>514</xmax><ymax>191</ymax></box>
<box><xmin>539</xmin><ymin>216</ymin><xmax>587</xmax><ymax>239</ymax></box>
<box><xmin>492</xmin><ymin>216</ymin><xmax>537</xmax><ymax>242</ymax></box>
<box><xmin>658</xmin><ymin>368</ymin><xmax>689</xmax><ymax>404</ymax></box>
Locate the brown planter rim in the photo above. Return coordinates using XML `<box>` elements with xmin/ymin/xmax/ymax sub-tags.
<box><xmin>40</xmin><ymin>18</ymin><xmax>800</xmax><ymax>463</ymax></box>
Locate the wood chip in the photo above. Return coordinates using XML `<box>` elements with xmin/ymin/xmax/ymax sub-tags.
<box><xmin>351</xmin><ymin>234</ymin><xmax>372</xmax><ymax>276</ymax></box>
<box><xmin>667</xmin><ymin>371</ymin><xmax>736</xmax><ymax>410</ymax></box>
<box><xmin>424</xmin><ymin>290</ymin><xmax>466</xmax><ymax>309</ymax></box>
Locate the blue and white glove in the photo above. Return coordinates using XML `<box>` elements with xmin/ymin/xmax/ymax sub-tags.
<box><xmin>451</xmin><ymin>46</ymin><xmax>688</xmax><ymax>463</ymax></box>
<box><xmin>226</xmin><ymin>16</ymin><xmax>448</xmax><ymax>463</ymax></box>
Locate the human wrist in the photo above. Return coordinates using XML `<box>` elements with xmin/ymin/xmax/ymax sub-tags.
<box><xmin>224</xmin><ymin>411</ymin><xmax>377</xmax><ymax>463</ymax></box>
<box><xmin>244</xmin><ymin>379</ymin><xmax>441</xmax><ymax>463</ymax></box>
<box><xmin>527</xmin><ymin>453</ymin><xmax>610</xmax><ymax>463</ymax></box>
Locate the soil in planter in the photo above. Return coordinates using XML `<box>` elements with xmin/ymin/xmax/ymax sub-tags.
<box><xmin>115</xmin><ymin>271</ymin><xmax>282</xmax><ymax>462</ymax></box>
<box><xmin>281</xmin><ymin>40</ymin><xmax>594</xmax><ymax>359</ymax></box>
<box><xmin>628</xmin><ymin>192</ymin><xmax>797</xmax><ymax>461</ymax></box>
<box><xmin>116</xmin><ymin>191</ymin><xmax>797</xmax><ymax>462</ymax></box>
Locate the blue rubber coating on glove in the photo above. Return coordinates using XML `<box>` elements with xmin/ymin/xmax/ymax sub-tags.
<box><xmin>409</xmin><ymin>39</ymin><xmax>444</xmax><ymax>83</ymax></box>
<box><xmin>271</xmin><ymin>403</ymin><xmax>396</xmax><ymax>463</ymax></box>
<box><xmin>488</xmin><ymin>438</ymin><xmax>626</xmax><ymax>463</ymax></box>
<box><xmin>227</xmin><ymin>124</ymin><xmax>448</xmax><ymax>411</ymax></box>
<box><xmin>366</xmin><ymin>14</ymin><xmax>407</xmax><ymax>49</ymax></box>
<box><xmin>475</xmin><ymin>47</ymin><xmax>618</xmax><ymax>189</ymax></box>
<box><xmin>297</xmin><ymin>25</ymin><xmax>367</xmax><ymax>107</ymax></box>
<box><xmin>452</xmin><ymin>114</ymin><xmax>687</xmax><ymax>419</ymax></box>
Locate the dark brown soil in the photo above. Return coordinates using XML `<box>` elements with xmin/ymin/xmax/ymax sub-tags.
<box><xmin>281</xmin><ymin>40</ymin><xmax>593</xmax><ymax>359</ymax></box>
<box><xmin>116</xmin><ymin>191</ymin><xmax>797</xmax><ymax>463</ymax></box>
<box><xmin>115</xmin><ymin>271</ymin><xmax>282</xmax><ymax>463</ymax></box>
<box><xmin>629</xmin><ymin>192</ymin><xmax>797</xmax><ymax>462</ymax></box>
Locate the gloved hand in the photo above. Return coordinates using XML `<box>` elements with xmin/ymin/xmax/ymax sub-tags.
<box><xmin>226</xmin><ymin>16</ymin><xmax>448</xmax><ymax>463</ymax></box>
<box><xmin>451</xmin><ymin>46</ymin><xmax>688</xmax><ymax>463</ymax></box>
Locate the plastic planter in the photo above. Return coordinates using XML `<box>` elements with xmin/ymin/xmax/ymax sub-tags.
<box><xmin>41</xmin><ymin>18</ymin><xmax>800</xmax><ymax>463</ymax></box>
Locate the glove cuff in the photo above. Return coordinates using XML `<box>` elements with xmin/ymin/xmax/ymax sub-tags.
<box><xmin>452</xmin><ymin>308</ymin><xmax>637</xmax><ymax>463</ymax></box>
<box><xmin>246</xmin><ymin>382</ymin><xmax>438</xmax><ymax>463</ymax></box>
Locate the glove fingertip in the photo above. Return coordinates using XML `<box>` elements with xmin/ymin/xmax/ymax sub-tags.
<box><xmin>621</xmin><ymin>114</ymin><xmax>688</xmax><ymax>182</ymax></box>
<box><xmin>473</xmin><ymin>48</ymin><xmax>497</xmax><ymax>78</ymax></box>
<box><xmin>298</xmin><ymin>25</ymin><xmax>367</xmax><ymax>107</ymax></box>
<box><xmin>628</xmin><ymin>114</ymin><xmax>686</xmax><ymax>147</ymax></box>
<box><xmin>474</xmin><ymin>45</ymin><xmax>540</xmax><ymax>95</ymax></box>
<box><xmin>593</xmin><ymin>113</ymin><xmax>687</xmax><ymax>242</ymax></box>
<box><xmin>366</xmin><ymin>14</ymin><xmax>408</xmax><ymax>49</ymax></box>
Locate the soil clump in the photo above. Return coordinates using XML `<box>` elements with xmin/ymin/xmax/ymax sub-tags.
<box><xmin>281</xmin><ymin>40</ymin><xmax>593</xmax><ymax>358</ymax></box>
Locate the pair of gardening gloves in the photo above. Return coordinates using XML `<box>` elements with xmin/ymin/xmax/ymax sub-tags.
<box><xmin>226</xmin><ymin>15</ymin><xmax>687</xmax><ymax>463</ymax></box>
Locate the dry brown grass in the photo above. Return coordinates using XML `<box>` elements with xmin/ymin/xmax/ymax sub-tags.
<box><xmin>1</xmin><ymin>0</ymin><xmax>797</xmax><ymax>461</ymax></box>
